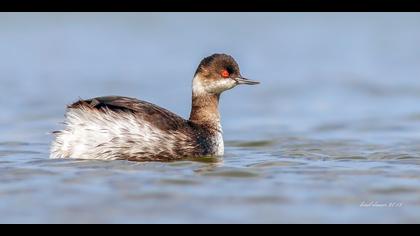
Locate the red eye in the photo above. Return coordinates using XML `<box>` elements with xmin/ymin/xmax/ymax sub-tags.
<box><xmin>221</xmin><ymin>70</ymin><xmax>230</xmax><ymax>78</ymax></box>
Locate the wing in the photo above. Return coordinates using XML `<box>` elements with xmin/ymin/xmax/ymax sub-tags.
<box><xmin>68</xmin><ymin>96</ymin><xmax>189</xmax><ymax>131</ymax></box>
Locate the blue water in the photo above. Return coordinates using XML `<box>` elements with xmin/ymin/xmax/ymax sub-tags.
<box><xmin>1</xmin><ymin>13</ymin><xmax>420</xmax><ymax>223</ymax></box>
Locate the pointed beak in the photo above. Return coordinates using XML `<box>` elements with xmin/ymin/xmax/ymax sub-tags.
<box><xmin>234</xmin><ymin>77</ymin><xmax>260</xmax><ymax>85</ymax></box>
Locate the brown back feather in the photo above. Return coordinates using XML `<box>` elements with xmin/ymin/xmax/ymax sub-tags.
<box><xmin>68</xmin><ymin>96</ymin><xmax>188</xmax><ymax>131</ymax></box>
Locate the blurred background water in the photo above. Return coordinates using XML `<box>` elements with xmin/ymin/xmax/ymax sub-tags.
<box><xmin>1</xmin><ymin>13</ymin><xmax>420</xmax><ymax>223</ymax></box>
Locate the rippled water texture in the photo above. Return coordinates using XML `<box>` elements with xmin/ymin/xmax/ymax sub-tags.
<box><xmin>1</xmin><ymin>13</ymin><xmax>420</xmax><ymax>223</ymax></box>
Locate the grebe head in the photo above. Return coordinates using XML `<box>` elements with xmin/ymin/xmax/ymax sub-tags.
<box><xmin>192</xmin><ymin>53</ymin><xmax>259</xmax><ymax>95</ymax></box>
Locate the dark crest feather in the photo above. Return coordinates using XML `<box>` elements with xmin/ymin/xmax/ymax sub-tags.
<box><xmin>194</xmin><ymin>53</ymin><xmax>240</xmax><ymax>78</ymax></box>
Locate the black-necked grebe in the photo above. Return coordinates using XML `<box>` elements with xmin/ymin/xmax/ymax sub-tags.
<box><xmin>50</xmin><ymin>53</ymin><xmax>260</xmax><ymax>161</ymax></box>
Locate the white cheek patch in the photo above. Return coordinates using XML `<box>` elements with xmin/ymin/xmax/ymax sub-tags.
<box><xmin>192</xmin><ymin>75</ymin><xmax>237</xmax><ymax>94</ymax></box>
<box><xmin>192</xmin><ymin>75</ymin><xmax>207</xmax><ymax>95</ymax></box>
<box><xmin>206</xmin><ymin>79</ymin><xmax>237</xmax><ymax>94</ymax></box>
